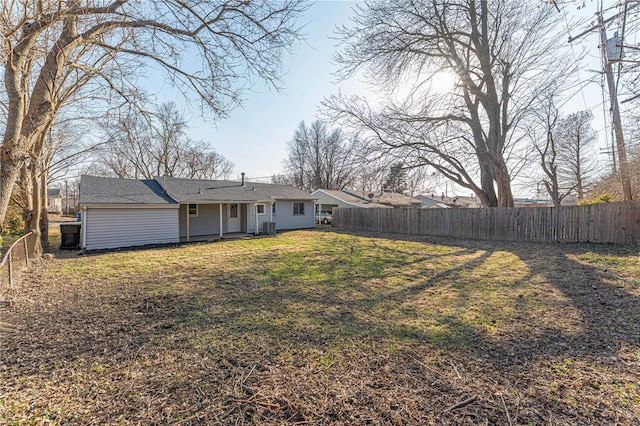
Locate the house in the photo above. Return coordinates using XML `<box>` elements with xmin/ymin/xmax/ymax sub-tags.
<box><xmin>413</xmin><ymin>194</ymin><xmax>451</xmax><ymax>209</ymax></box>
<box><xmin>79</xmin><ymin>175</ymin><xmax>316</xmax><ymax>251</ymax></box>
<box><xmin>312</xmin><ymin>188</ymin><xmax>422</xmax><ymax>213</ymax></box>
<box><xmin>415</xmin><ymin>194</ymin><xmax>481</xmax><ymax>208</ymax></box>
<box><xmin>46</xmin><ymin>188</ymin><xmax>63</xmax><ymax>214</ymax></box>
<box><xmin>513</xmin><ymin>198</ymin><xmax>554</xmax><ymax>208</ymax></box>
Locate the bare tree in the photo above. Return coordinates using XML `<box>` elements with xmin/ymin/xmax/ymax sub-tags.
<box><xmin>283</xmin><ymin>120</ymin><xmax>359</xmax><ymax>191</ymax></box>
<box><xmin>326</xmin><ymin>0</ymin><xmax>572</xmax><ymax>207</ymax></box>
<box><xmin>92</xmin><ymin>102</ymin><xmax>233</xmax><ymax>180</ymax></box>
<box><xmin>529</xmin><ymin>90</ymin><xmax>570</xmax><ymax>206</ymax></box>
<box><xmin>555</xmin><ymin>110</ymin><xmax>598</xmax><ymax>200</ymax></box>
<box><xmin>0</xmin><ymin>0</ymin><xmax>307</xmax><ymax>253</ymax></box>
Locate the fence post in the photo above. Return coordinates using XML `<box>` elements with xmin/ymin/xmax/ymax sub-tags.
<box><xmin>23</xmin><ymin>237</ymin><xmax>29</xmax><ymax>267</ymax></box>
<box><xmin>7</xmin><ymin>251</ymin><xmax>12</xmax><ymax>288</ymax></box>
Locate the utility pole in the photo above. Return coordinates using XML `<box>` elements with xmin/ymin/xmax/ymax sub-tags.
<box><xmin>598</xmin><ymin>14</ymin><xmax>633</xmax><ymax>200</ymax></box>
<box><xmin>568</xmin><ymin>4</ymin><xmax>634</xmax><ymax>201</ymax></box>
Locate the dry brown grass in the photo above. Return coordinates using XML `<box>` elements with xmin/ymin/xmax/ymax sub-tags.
<box><xmin>0</xmin><ymin>229</ymin><xmax>639</xmax><ymax>425</ymax></box>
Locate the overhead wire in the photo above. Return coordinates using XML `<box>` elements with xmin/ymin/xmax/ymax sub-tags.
<box><xmin>599</xmin><ymin>0</ymin><xmax>617</xmax><ymax>172</ymax></box>
<box><xmin>562</xmin><ymin>2</ymin><xmax>591</xmax><ymax>111</ymax></box>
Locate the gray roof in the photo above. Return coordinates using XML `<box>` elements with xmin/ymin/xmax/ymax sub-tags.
<box><xmin>414</xmin><ymin>195</ymin><xmax>451</xmax><ymax>208</ymax></box>
<box><xmin>47</xmin><ymin>188</ymin><xmax>62</xmax><ymax>198</ymax></box>
<box><xmin>80</xmin><ymin>175</ymin><xmax>315</xmax><ymax>206</ymax></box>
<box><xmin>340</xmin><ymin>189</ymin><xmax>422</xmax><ymax>207</ymax></box>
<box><xmin>80</xmin><ymin>175</ymin><xmax>177</xmax><ymax>205</ymax></box>
<box><xmin>160</xmin><ymin>177</ymin><xmax>315</xmax><ymax>203</ymax></box>
<box><xmin>312</xmin><ymin>189</ymin><xmax>391</xmax><ymax>208</ymax></box>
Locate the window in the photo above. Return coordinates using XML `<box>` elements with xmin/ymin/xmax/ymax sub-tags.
<box><xmin>256</xmin><ymin>203</ymin><xmax>265</xmax><ymax>215</ymax></box>
<box><xmin>293</xmin><ymin>202</ymin><xmax>305</xmax><ymax>215</ymax></box>
<box><xmin>188</xmin><ymin>204</ymin><xmax>198</xmax><ymax>216</ymax></box>
<box><xmin>272</xmin><ymin>203</ymin><xmax>276</xmax><ymax>215</ymax></box>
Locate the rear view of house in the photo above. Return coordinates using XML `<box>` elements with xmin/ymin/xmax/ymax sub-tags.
<box><xmin>79</xmin><ymin>175</ymin><xmax>316</xmax><ymax>251</ymax></box>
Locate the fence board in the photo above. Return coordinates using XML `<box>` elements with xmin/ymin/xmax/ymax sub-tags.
<box><xmin>332</xmin><ymin>202</ymin><xmax>640</xmax><ymax>245</ymax></box>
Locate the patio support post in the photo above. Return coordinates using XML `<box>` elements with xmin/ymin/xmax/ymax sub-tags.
<box><xmin>219</xmin><ymin>204</ymin><xmax>223</xmax><ymax>238</ymax></box>
<box><xmin>186</xmin><ymin>205</ymin><xmax>190</xmax><ymax>242</ymax></box>
<box><xmin>254</xmin><ymin>203</ymin><xmax>258</xmax><ymax>235</ymax></box>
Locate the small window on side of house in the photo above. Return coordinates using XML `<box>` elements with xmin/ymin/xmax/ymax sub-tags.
<box><xmin>256</xmin><ymin>204</ymin><xmax>265</xmax><ymax>215</ymax></box>
<box><xmin>272</xmin><ymin>203</ymin><xmax>276</xmax><ymax>215</ymax></box>
<box><xmin>293</xmin><ymin>202</ymin><xmax>305</xmax><ymax>215</ymax></box>
<box><xmin>188</xmin><ymin>204</ymin><xmax>198</xmax><ymax>216</ymax></box>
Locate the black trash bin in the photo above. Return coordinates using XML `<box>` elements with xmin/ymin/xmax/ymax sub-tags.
<box><xmin>60</xmin><ymin>223</ymin><xmax>81</xmax><ymax>249</ymax></box>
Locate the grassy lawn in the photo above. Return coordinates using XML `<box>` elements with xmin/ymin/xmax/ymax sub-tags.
<box><xmin>1</xmin><ymin>229</ymin><xmax>639</xmax><ymax>424</ymax></box>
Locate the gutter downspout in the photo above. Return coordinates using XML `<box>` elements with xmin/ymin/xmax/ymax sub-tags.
<box><xmin>81</xmin><ymin>206</ymin><xmax>87</xmax><ymax>251</ymax></box>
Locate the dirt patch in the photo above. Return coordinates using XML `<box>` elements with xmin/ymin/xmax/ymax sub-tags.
<box><xmin>1</xmin><ymin>230</ymin><xmax>638</xmax><ymax>425</ymax></box>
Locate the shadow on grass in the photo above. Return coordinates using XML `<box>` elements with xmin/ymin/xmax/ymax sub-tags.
<box><xmin>2</xmin><ymin>229</ymin><xmax>639</xmax><ymax>424</ymax></box>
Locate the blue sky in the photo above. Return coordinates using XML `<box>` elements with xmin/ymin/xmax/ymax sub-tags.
<box><xmin>186</xmin><ymin>0</ymin><xmax>364</xmax><ymax>181</ymax></box>
<box><xmin>154</xmin><ymin>0</ymin><xmax>624</xmax><ymax>195</ymax></box>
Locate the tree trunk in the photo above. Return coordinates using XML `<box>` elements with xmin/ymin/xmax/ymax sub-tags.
<box><xmin>479</xmin><ymin>156</ymin><xmax>498</xmax><ymax>207</ymax></box>
<box><xmin>0</xmin><ymin>149</ymin><xmax>28</xmax><ymax>232</ymax></box>
<box><xmin>26</xmin><ymin>161</ymin><xmax>43</xmax><ymax>257</ymax></box>
<box><xmin>40</xmin><ymin>170</ymin><xmax>49</xmax><ymax>250</ymax></box>
<box><xmin>495</xmin><ymin>162</ymin><xmax>514</xmax><ymax>207</ymax></box>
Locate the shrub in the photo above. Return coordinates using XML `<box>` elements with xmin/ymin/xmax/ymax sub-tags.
<box><xmin>577</xmin><ymin>193</ymin><xmax>614</xmax><ymax>205</ymax></box>
<box><xmin>2</xmin><ymin>203</ymin><xmax>25</xmax><ymax>235</ymax></box>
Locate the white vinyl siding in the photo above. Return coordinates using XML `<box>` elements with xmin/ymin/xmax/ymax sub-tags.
<box><xmin>179</xmin><ymin>204</ymin><xmax>222</xmax><ymax>237</ymax></box>
<box><xmin>84</xmin><ymin>207</ymin><xmax>179</xmax><ymax>251</ymax></box>
<box><xmin>273</xmin><ymin>200</ymin><xmax>314</xmax><ymax>230</ymax></box>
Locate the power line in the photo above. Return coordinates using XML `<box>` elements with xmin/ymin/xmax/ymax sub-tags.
<box><xmin>563</xmin><ymin>4</ymin><xmax>591</xmax><ymax>111</ymax></box>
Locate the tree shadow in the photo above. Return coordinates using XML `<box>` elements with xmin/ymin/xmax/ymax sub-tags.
<box><xmin>2</xmin><ymin>230</ymin><xmax>639</xmax><ymax>424</ymax></box>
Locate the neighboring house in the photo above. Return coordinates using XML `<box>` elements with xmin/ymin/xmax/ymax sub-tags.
<box><xmin>414</xmin><ymin>194</ymin><xmax>451</xmax><ymax>209</ymax></box>
<box><xmin>513</xmin><ymin>198</ymin><xmax>554</xmax><ymax>208</ymax></box>
<box><xmin>46</xmin><ymin>188</ymin><xmax>62</xmax><ymax>213</ymax></box>
<box><xmin>312</xmin><ymin>188</ymin><xmax>421</xmax><ymax>212</ymax></box>
<box><xmin>79</xmin><ymin>175</ymin><xmax>316</xmax><ymax>251</ymax></box>
<box><xmin>416</xmin><ymin>194</ymin><xmax>482</xmax><ymax>208</ymax></box>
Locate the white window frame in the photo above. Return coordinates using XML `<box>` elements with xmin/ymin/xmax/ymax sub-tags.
<box><xmin>293</xmin><ymin>202</ymin><xmax>305</xmax><ymax>215</ymax></box>
<box><xmin>272</xmin><ymin>203</ymin><xmax>276</xmax><ymax>215</ymax></box>
<box><xmin>188</xmin><ymin>203</ymin><xmax>199</xmax><ymax>217</ymax></box>
<box><xmin>256</xmin><ymin>203</ymin><xmax>266</xmax><ymax>215</ymax></box>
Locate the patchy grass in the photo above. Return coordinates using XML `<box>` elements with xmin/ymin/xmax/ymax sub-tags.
<box><xmin>1</xmin><ymin>229</ymin><xmax>639</xmax><ymax>425</ymax></box>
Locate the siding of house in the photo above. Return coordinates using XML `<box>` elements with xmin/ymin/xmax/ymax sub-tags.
<box><xmin>273</xmin><ymin>200</ymin><xmax>315</xmax><ymax>230</ymax></box>
<box><xmin>47</xmin><ymin>198</ymin><xmax>62</xmax><ymax>214</ymax></box>
<box><xmin>84</xmin><ymin>207</ymin><xmax>179</xmax><ymax>250</ymax></box>
<box><xmin>178</xmin><ymin>203</ymin><xmax>223</xmax><ymax>237</ymax></box>
<box><xmin>246</xmin><ymin>202</ymin><xmax>273</xmax><ymax>234</ymax></box>
<box><xmin>313</xmin><ymin>191</ymin><xmax>356</xmax><ymax>209</ymax></box>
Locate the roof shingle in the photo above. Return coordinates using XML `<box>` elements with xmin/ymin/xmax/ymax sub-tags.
<box><xmin>80</xmin><ymin>175</ymin><xmax>315</xmax><ymax>206</ymax></box>
<box><xmin>80</xmin><ymin>176</ymin><xmax>177</xmax><ymax>205</ymax></box>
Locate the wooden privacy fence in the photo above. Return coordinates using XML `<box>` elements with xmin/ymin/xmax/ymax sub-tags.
<box><xmin>332</xmin><ymin>202</ymin><xmax>640</xmax><ymax>244</ymax></box>
<box><xmin>0</xmin><ymin>231</ymin><xmax>34</xmax><ymax>290</ymax></box>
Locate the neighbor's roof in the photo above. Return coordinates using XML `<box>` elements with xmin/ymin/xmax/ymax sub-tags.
<box><xmin>359</xmin><ymin>191</ymin><xmax>423</xmax><ymax>207</ymax></box>
<box><xmin>80</xmin><ymin>175</ymin><xmax>177</xmax><ymax>205</ymax></box>
<box><xmin>414</xmin><ymin>195</ymin><xmax>451</xmax><ymax>208</ymax></box>
<box><xmin>312</xmin><ymin>189</ymin><xmax>391</xmax><ymax>208</ymax></box>
<box><xmin>47</xmin><ymin>188</ymin><xmax>62</xmax><ymax>198</ymax></box>
<box><xmin>160</xmin><ymin>177</ymin><xmax>316</xmax><ymax>203</ymax></box>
